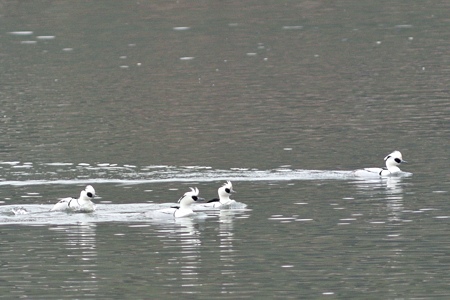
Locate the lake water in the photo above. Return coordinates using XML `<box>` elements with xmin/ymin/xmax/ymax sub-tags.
<box><xmin>1</xmin><ymin>1</ymin><xmax>449</xmax><ymax>299</ymax></box>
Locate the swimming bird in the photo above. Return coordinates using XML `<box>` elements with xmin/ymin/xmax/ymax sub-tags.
<box><xmin>354</xmin><ymin>150</ymin><xmax>407</xmax><ymax>177</ymax></box>
<box><xmin>192</xmin><ymin>181</ymin><xmax>236</xmax><ymax>210</ymax></box>
<box><xmin>50</xmin><ymin>185</ymin><xmax>97</xmax><ymax>212</ymax></box>
<box><xmin>145</xmin><ymin>187</ymin><xmax>204</xmax><ymax>218</ymax></box>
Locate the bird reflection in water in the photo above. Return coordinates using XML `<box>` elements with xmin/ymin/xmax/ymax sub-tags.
<box><xmin>150</xmin><ymin>217</ymin><xmax>204</xmax><ymax>292</ymax></box>
<box><xmin>49</xmin><ymin>223</ymin><xmax>98</xmax><ymax>295</ymax></box>
<box><xmin>352</xmin><ymin>176</ymin><xmax>408</xmax><ymax>222</ymax></box>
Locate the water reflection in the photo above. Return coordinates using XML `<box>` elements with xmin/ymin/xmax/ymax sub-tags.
<box><xmin>218</xmin><ymin>210</ymin><xmax>238</xmax><ymax>280</ymax></box>
<box><xmin>150</xmin><ymin>217</ymin><xmax>204</xmax><ymax>293</ymax></box>
<box><xmin>144</xmin><ymin>209</ymin><xmax>250</xmax><ymax>295</ymax></box>
<box><xmin>352</xmin><ymin>176</ymin><xmax>407</xmax><ymax>222</ymax></box>
<box><xmin>353</xmin><ymin>176</ymin><xmax>406</xmax><ymax>195</ymax></box>
<box><xmin>48</xmin><ymin>223</ymin><xmax>98</xmax><ymax>295</ymax></box>
<box><xmin>214</xmin><ymin>209</ymin><xmax>251</xmax><ymax>292</ymax></box>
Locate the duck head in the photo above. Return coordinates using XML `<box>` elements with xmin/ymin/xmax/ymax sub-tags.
<box><xmin>218</xmin><ymin>181</ymin><xmax>235</xmax><ymax>200</ymax></box>
<box><xmin>80</xmin><ymin>185</ymin><xmax>96</xmax><ymax>201</ymax></box>
<box><xmin>178</xmin><ymin>187</ymin><xmax>204</xmax><ymax>208</ymax></box>
<box><xmin>384</xmin><ymin>151</ymin><xmax>407</xmax><ymax>172</ymax></box>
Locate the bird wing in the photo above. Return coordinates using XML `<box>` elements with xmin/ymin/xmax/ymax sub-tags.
<box><xmin>50</xmin><ymin>197</ymin><xmax>77</xmax><ymax>211</ymax></box>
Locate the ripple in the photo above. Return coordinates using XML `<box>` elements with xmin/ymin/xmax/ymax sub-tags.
<box><xmin>282</xmin><ymin>26</ymin><xmax>303</xmax><ymax>30</ymax></box>
<box><xmin>394</xmin><ymin>24</ymin><xmax>413</xmax><ymax>29</ymax></box>
<box><xmin>173</xmin><ymin>27</ymin><xmax>191</xmax><ymax>31</ymax></box>
<box><xmin>0</xmin><ymin>162</ymin><xmax>408</xmax><ymax>187</ymax></box>
<box><xmin>268</xmin><ymin>214</ymin><xmax>312</xmax><ymax>222</ymax></box>
<box><xmin>1</xmin><ymin>161</ymin><xmax>21</xmax><ymax>165</ymax></box>
<box><xmin>8</xmin><ymin>31</ymin><xmax>33</xmax><ymax>35</ymax></box>
<box><xmin>45</xmin><ymin>162</ymin><xmax>74</xmax><ymax>166</ymax></box>
<box><xmin>36</xmin><ymin>35</ymin><xmax>55</xmax><ymax>40</ymax></box>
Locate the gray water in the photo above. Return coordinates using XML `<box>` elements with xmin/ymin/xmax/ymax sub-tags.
<box><xmin>1</xmin><ymin>1</ymin><xmax>449</xmax><ymax>299</ymax></box>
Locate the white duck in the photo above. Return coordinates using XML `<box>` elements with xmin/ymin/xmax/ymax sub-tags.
<box><xmin>50</xmin><ymin>185</ymin><xmax>97</xmax><ymax>212</ymax></box>
<box><xmin>193</xmin><ymin>181</ymin><xmax>236</xmax><ymax>210</ymax></box>
<box><xmin>354</xmin><ymin>150</ymin><xmax>407</xmax><ymax>177</ymax></box>
<box><xmin>145</xmin><ymin>187</ymin><xmax>204</xmax><ymax>218</ymax></box>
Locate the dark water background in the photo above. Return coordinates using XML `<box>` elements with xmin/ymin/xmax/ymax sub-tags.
<box><xmin>0</xmin><ymin>1</ymin><xmax>449</xmax><ymax>299</ymax></box>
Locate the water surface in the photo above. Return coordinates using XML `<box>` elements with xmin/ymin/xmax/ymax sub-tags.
<box><xmin>1</xmin><ymin>1</ymin><xmax>449</xmax><ymax>299</ymax></box>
